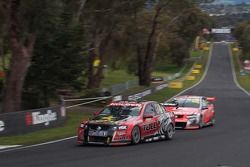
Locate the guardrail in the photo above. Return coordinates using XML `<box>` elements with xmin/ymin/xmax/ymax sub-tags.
<box><xmin>0</xmin><ymin>106</ymin><xmax>66</xmax><ymax>136</ymax></box>
<box><xmin>107</xmin><ymin>66</ymin><xmax>186</xmax><ymax>96</ymax></box>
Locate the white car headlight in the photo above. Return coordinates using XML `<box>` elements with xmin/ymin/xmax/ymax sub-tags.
<box><xmin>80</xmin><ymin>123</ymin><xmax>87</xmax><ymax>129</ymax></box>
<box><xmin>187</xmin><ymin>114</ymin><xmax>200</xmax><ymax>119</ymax></box>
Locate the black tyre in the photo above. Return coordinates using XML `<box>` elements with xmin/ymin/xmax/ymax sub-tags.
<box><xmin>211</xmin><ymin>116</ymin><xmax>216</xmax><ymax>126</ymax></box>
<box><xmin>131</xmin><ymin>126</ymin><xmax>141</xmax><ymax>144</ymax></box>
<box><xmin>165</xmin><ymin>124</ymin><xmax>174</xmax><ymax>140</ymax></box>
<box><xmin>198</xmin><ymin>116</ymin><xmax>204</xmax><ymax>129</ymax></box>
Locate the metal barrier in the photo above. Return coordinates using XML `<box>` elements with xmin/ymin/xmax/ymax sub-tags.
<box><xmin>110</xmin><ymin>79</ymin><xmax>139</xmax><ymax>95</ymax></box>
<box><xmin>63</xmin><ymin>96</ymin><xmax>112</xmax><ymax>109</ymax></box>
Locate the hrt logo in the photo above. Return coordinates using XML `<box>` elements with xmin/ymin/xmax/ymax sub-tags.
<box><xmin>0</xmin><ymin>120</ymin><xmax>5</xmax><ymax>132</ymax></box>
<box><xmin>26</xmin><ymin>110</ymin><xmax>57</xmax><ymax>126</ymax></box>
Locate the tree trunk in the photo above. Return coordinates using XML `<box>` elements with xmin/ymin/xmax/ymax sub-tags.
<box><xmin>86</xmin><ymin>42</ymin><xmax>96</xmax><ymax>89</ymax></box>
<box><xmin>138</xmin><ymin>7</ymin><xmax>162</xmax><ymax>86</ymax></box>
<box><xmin>86</xmin><ymin>32</ymin><xmax>111</xmax><ymax>89</ymax></box>
<box><xmin>137</xmin><ymin>46</ymin><xmax>145</xmax><ymax>85</ymax></box>
<box><xmin>2</xmin><ymin>42</ymin><xmax>34</xmax><ymax>112</ymax></box>
<box><xmin>2</xmin><ymin>0</ymin><xmax>35</xmax><ymax>113</ymax></box>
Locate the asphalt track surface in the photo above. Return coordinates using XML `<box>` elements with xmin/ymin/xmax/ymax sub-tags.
<box><xmin>1</xmin><ymin>43</ymin><xmax>250</xmax><ymax>167</ymax></box>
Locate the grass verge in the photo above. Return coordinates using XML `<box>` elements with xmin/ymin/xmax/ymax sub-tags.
<box><xmin>231</xmin><ymin>48</ymin><xmax>250</xmax><ymax>92</ymax></box>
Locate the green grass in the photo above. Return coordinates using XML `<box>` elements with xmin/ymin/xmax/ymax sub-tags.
<box><xmin>153</xmin><ymin>63</ymin><xmax>181</xmax><ymax>74</ymax></box>
<box><xmin>231</xmin><ymin>48</ymin><xmax>250</xmax><ymax>92</ymax></box>
<box><xmin>191</xmin><ymin>49</ymin><xmax>206</xmax><ymax>58</ymax></box>
<box><xmin>101</xmin><ymin>69</ymin><xmax>137</xmax><ymax>87</ymax></box>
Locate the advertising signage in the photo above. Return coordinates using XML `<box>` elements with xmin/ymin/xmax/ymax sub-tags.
<box><xmin>0</xmin><ymin>106</ymin><xmax>66</xmax><ymax>136</ymax></box>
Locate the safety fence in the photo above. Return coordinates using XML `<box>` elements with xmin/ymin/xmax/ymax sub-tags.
<box><xmin>109</xmin><ymin>69</ymin><xmax>184</xmax><ymax>96</ymax></box>
<box><xmin>0</xmin><ymin>106</ymin><xmax>66</xmax><ymax>136</ymax></box>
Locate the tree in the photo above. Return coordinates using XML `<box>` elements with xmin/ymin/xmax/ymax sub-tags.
<box><xmin>2</xmin><ymin>0</ymin><xmax>36</xmax><ymax>113</ymax></box>
<box><xmin>81</xmin><ymin>0</ymin><xmax>141</xmax><ymax>88</ymax></box>
<box><xmin>234</xmin><ymin>21</ymin><xmax>250</xmax><ymax>60</ymax></box>
<box><xmin>132</xmin><ymin>0</ymin><xmax>196</xmax><ymax>86</ymax></box>
<box><xmin>23</xmin><ymin>1</ymin><xmax>86</xmax><ymax>109</ymax></box>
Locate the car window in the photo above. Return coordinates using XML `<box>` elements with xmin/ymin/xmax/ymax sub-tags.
<box><xmin>144</xmin><ymin>103</ymin><xmax>156</xmax><ymax>116</ymax></box>
<box><xmin>176</xmin><ymin>98</ymin><xmax>200</xmax><ymax>108</ymax></box>
<box><xmin>154</xmin><ymin>103</ymin><xmax>164</xmax><ymax>115</ymax></box>
<box><xmin>202</xmin><ymin>99</ymin><xmax>208</xmax><ymax>108</ymax></box>
<box><xmin>100</xmin><ymin>106</ymin><xmax>140</xmax><ymax>116</ymax></box>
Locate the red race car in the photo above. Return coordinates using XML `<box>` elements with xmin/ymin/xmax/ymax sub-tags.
<box><xmin>162</xmin><ymin>95</ymin><xmax>216</xmax><ymax>129</ymax></box>
<box><xmin>77</xmin><ymin>101</ymin><xmax>175</xmax><ymax>146</ymax></box>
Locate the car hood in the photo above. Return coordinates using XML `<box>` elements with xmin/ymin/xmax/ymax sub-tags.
<box><xmin>88</xmin><ymin>115</ymin><xmax>136</xmax><ymax>125</ymax></box>
<box><xmin>174</xmin><ymin>107</ymin><xmax>200</xmax><ymax>115</ymax></box>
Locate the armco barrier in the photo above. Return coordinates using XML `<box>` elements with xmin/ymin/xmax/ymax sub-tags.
<box><xmin>0</xmin><ymin>106</ymin><xmax>66</xmax><ymax>136</ymax></box>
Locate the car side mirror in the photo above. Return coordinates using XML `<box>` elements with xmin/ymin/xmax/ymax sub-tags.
<box><xmin>202</xmin><ymin>106</ymin><xmax>208</xmax><ymax>110</ymax></box>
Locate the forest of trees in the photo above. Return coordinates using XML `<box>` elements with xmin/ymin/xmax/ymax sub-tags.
<box><xmin>0</xmin><ymin>0</ymin><xmax>212</xmax><ymax>113</ymax></box>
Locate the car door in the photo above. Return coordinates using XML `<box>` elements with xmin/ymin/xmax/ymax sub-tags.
<box><xmin>140</xmin><ymin>103</ymin><xmax>158</xmax><ymax>138</ymax></box>
<box><xmin>201</xmin><ymin>98</ymin><xmax>211</xmax><ymax>123</ymax></box>
<box><xmin>207</xmin><ymin>99</ymin><xmax>215</xmax><ymax>121</ymax></box>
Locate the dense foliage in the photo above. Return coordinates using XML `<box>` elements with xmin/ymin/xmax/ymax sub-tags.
<box><xmin>0</xmin><ymin>0</ymin><xmax>211</xmax><ymax>112</ymax></box>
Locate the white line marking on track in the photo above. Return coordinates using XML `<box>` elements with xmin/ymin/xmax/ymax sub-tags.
<box><xmin>0</xmin><ymin>136</ymin><xmax>76</xmax><ymax>153</ymax></box>
<box><xmin>0</xmin><ymin>145</ymin><xmax>22</xmax><ymax>150</ymax></box>
<box><xmin>228</xmin><ymin>45</ymin><xmax>250</xmax><ymax>96</ymax></box>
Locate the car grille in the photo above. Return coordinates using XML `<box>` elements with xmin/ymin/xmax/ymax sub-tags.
<box><xmin>175</xmin><ymin>115</ymin><xmax>184</xmax><ymax>118</ymax></box>
<box><xmin>88</xmin><ymin>136</ymin><xmax>108</xmax><ymax>143</ymax></box>
<box><xmin>175</xmin><ymin>122</ymin><xmax>186</xmax><ymax>128</ymax></box>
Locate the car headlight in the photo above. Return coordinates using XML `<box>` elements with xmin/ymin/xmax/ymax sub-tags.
<box><xmin>118</xmin><ymin>125</ymin><xmax>128</xmax><ymax>130</ymax></box>
<box><xmin>80</xmin><ymin>123</ymin><xmax>88</xmax><ymax>129</ymax></box>
<box><xmin>187</xmin><ymin>114</ymin><xmax>200</xmax><ymax>120</ymax></box>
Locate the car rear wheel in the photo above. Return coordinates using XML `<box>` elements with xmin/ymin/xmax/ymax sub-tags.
<box><xmin>165</xmin><ymin>124</ymin><xmax>174</xmax><ymax>140</ymax></box>
<box><xmin>131</xmin><ymin>126</ymin><xmax>141</xmax><ymax>144</ymax></box>
<box><xmin>211</xmin><ymin>116</ymin><xmax>216</xmax><ymax>126</ymax></box>
<box><xmin>198</xmin><ymin>116</ymin><xmax>204</xmax><ymax>129</ymax></box>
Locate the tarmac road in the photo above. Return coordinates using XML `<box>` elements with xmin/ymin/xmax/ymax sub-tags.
<box><xmin>1</xmin><ymin>43</ymin><xmax>250</xmax><ymax>167</ymax></box>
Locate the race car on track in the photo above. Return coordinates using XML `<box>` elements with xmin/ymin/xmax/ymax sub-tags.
<box><xmin>162</xmin><ymin>95</ymin><xmax>216</xmax><ymax>129</ymax></box>
<box><xmin>77</xmin><ymin>100</ymin><xmax>175</xmax><ymax>145</ymax></box>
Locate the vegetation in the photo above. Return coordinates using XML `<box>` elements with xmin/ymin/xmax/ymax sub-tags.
<box><xmin>233</xmin><ymin>21</ymin><xmax>250</xmax><ymax>60</ymax></box>
<box><xmin>0</xmin><ymin>0</ymin><xmax>212</xmax><ymax>113</ymax></box>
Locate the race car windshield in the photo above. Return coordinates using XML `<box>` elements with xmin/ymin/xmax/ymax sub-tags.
<box><xmin>175</xmin><ymin>98</ymin><xmax>200</xmax><ymax>108</ymax></box>
<box><xmin>99</xmin><ymin>106</ymin><xmax>140</xmax><ymax>117</ymax></box>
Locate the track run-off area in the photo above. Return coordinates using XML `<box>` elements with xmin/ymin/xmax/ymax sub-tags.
<box><xmin>0</xmin><ymin>43</ymin><xmax>250</xmax><ymax>167</ymax></box>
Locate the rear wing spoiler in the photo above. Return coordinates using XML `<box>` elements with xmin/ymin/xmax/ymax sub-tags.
<box><xmin>206</xmin><ymin>97</ymin><xmax>216</xmax><ymax>102</ymax></box>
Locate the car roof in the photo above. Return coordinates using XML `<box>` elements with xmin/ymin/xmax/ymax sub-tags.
<box><xmin>175</xmin><ymin>95</ymin><xmax>203</xmax><ymax>99</ymax></box>
<box><xmin>109</xmin><ymin>100</ymin><xmax>155</xmax><ymax>106</ymax></box>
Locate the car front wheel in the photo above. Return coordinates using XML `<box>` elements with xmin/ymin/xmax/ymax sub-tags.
<box><xmin>131</xmin><ymin>126</ymin><xmax>141</xmax><ymax>144</ymax></box>
<box><xmin>165</xmin><ymin>124</ymin><xmax>174</xmax><ymax>140</ymax></box>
